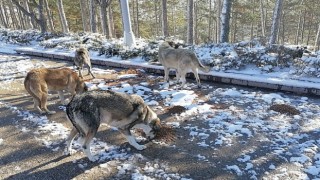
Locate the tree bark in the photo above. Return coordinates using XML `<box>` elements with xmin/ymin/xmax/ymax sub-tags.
<box><xmin>44</xmin><ymin>0</ymin><xmax>54</xmax><ymax>32</ymax></box>
<box><xmin>22</xmin><ymin>0</ymin><xmax>34</xmax><ymax>29</ymax></box>
<box><xmin>259</xmin><ymin>0</ymin><xmax>265</xmax><ymax>37</ymax></box>
<box><xmin>120</xmin><ymin>0</ymin><xmax>135</xmax><ymax>47</ymax></box>
<box><xmin>17</xmin><ymin>2</ymin><xmax>26</xmax><ymax>30</ymax></box>
<box><xmin>162</xmin><ymin>0</ymin><xmax>168</xmax><ymax>37</ymax></box>
<box><xmin>314</xmin><ymin>23</ymin><xmax>320</xmax><ymax>51</ymax></box>
<box><xmin>12</xmin><ymin>0</ymin><xmax>47</xmax><ymax>33</ymax></box>
<box><xmin>216</xmin><ymin>0</ymin><xmax>221</xmax><ymax>43</ymax></box>
<box><xmin>99</xmin><ymin>0</ymin><xmax>108</xmax><ymax>36</ymax></box>
<box><xmin>187</xmin><ymin>0</ymin><xmax>194</xmax><ymax>44</ymax></box>
<box><xmin>8</xmin><ymin>1</ymin><xmax>19</xmax><ymax>29</ymax></box>
<box><xmin>89</xmin><ymin>0</ymin><xmax>97</xmax><ymax>32</ymax></box>
<box><xmin>0</xmin><ymin>1</ymin><xmax>8</xmax><ymax>28</ymax></box>
<box><xmin>208</xmin><ymin>0</ymin><xmax>212</xmax><ymax>42</ymax></box>
<box><xmin>56</xmin><ymin>0</ymin><xmax>69</xmax><ymax>33</ymax></box>
<box><xmin>269</xmin><ymin>0</ymin><xmax>283</xmax><ymax>46</ymax></box>
<box><xmin>79</xmin><ymin>0</ymin><xmax>89</xmax><ymax>32</ymax></box>
<box><xmin>220</xmin><ymin>0</ymin><xmax>232</xmax><ymax>43</ymax></box>
<box><xmin>107</xmin><ymin>5</ymin><xmax>114</xmax><ymax>38</ymax></box>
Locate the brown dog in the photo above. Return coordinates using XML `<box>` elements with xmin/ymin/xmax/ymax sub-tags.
<box><xmin>24</xmin><ymin>68</ymin><xmax>87</xmax><ymax>114</ymax></box>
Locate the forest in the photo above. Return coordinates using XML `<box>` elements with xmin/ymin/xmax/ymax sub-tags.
<box><xmin>0</xmin><ymin>0</ymin><xmax>320</xmax><ymax>50</ymax></box>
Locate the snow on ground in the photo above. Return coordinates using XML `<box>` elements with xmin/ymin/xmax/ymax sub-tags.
<box><xmin>1</xmin><ymin>36</ymin><xmax>320</xmax><ymax>178</ymax></box>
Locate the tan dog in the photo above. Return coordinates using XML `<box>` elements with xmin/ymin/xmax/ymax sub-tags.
<box><xmin>158</xmin><ymin>42</ymin><xmax>210</xmax><ymax>88</ymax></box>
<box><xmin>74</xmin><ymin>47</ymin><xmax>95</xmax><ymax>78</ymax></box>
<box><xmin>24</xmin><ymin>68</ymin><xmax>87</xmax><ymax>114</ymax></box>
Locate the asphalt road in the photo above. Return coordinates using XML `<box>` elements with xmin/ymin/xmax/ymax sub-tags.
<box><xmin>1</xmin><ymin>54</ymin><xmax>320</xmax><ymax>180</ymax></box>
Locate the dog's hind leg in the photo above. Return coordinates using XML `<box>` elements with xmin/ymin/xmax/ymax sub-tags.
<box><xmin>164</xmin><ymin>67</ymin><xmax>170</xmax><ymax>83</ymax></box>
<box><xmin>87</xmin><ymin>64</ymin><xmax>95</xmax><ymax>78</ymax></box>
<box><xmin>82</xmin><ymin>128</ymin><xmax>98</xmax><ymax>161</ymax></box>
<box><xmin>120</xmin><ymin>129</ymin><xmax>146</xmax><ymax>150</ymax></box>
<box><xmin>64</xmin><ymin>127</ymin><xmax>78</xmax><ymax>155</ymax></box>
<box><xmin>192</xmin><ymin>67</ymin><xmax>201</xmax><ymax>88</ymax></box>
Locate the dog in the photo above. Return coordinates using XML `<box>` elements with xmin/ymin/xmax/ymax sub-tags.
<box><xmin>65</xmin><ymin>90</ymin><xmax>161</xmax><ymax>161</ymax></box>
<box><xmin>158</xmin><ymin>41</ymin><xmax>210</xmax><ymax>88</ymax></box>
<box><xmin>24</xmin><ymin>67</ymin><xmax>87</xmax><ymax>114</ymax></box>
<box><xmin>74</xmin><ymin>47</ymin><xmax>95</xmax><ymax>78</ymax></box>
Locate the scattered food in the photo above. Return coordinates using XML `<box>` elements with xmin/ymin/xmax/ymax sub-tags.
<box><xmin>167</xmin><ymin>105</ymin><xmax>186</xmax><ymax>115</ymax></box>
<box><xmin>154</xmin><ymin>125</ymin><xmax>176</xmax><ymax>143</ymax></box>
<box><xmin>269</xmin><ymin>104</ymin><xmax>300</xmax><ymax>115</ymax></box>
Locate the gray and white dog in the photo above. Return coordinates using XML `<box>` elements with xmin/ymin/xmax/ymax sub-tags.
<box><xmin>74</xmin><ymin>47</ymin><xmax>95</xmax><ymax>78</ymax></box>
<box><xmin>158</xmin><ymin>41</ymin><xmax>210</xmax><ymax>88</ymax></box>
<box><xmin>65</xmin><ymin>90</ymin><xmax>161</xmax><ymax>161</ymax></box>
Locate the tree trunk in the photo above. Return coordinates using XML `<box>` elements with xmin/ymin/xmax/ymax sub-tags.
<box><xmin>208</xmin><ymin>0</ymin><xmax>212</xmax><ymax>42</ymax></box>
<box><xmin>162</xmin><ymin>0</ymin><xmax>168</xmax><ymax>37</ymax></box>
<box><xmin>0</xmin><ymin>1</ymin><xmax>8</xmax><ymax>28</ymax></box>
<box><xmin>216</xmin><ymin>0</ymin><xmax>221</xmax><ymax>43</ymax></box>
<box><xmin>269</xmin><ymin>0</ymin><xmax>283</xmax><ymax>46</ymax></box>
<box><xmin>100</xmin><ymin>0</ymin><xmax>108</xmax><ymax>36</ymax></box>
<box><xmin>56</xmin><ymin>0</ymin><xmax>69</xmax><ymax>33</ymax></box>
<box><xmin>107</xmin><ymin>5</ymin><xmax>114</xmax><ymax>38</ymax></box>
<box><xmin>187</xmin><ymin>0</ymin><xmax>194</xmax><ymax>45</ymax></box>
<box><xmin>306</xmin><ymin>13</ymin><xmax>313</xmax><ymax>45</ymax></box>
<box><xmin>44</xmin><ymin>0</ymin><xmax>54</xmax><ymax>32</ymax></box>
<box><xmin>23</xmin><ymin>0</ymin><xmax>33</xmax><ymax>29</ymax></box>
<box><xmin>250</xmin><ymin>0</ymin><xmax>255</xmax><ymax>43</ymax></box>
<box><xmin>154</xmin><ymin>0</ymin><xmax>159</xmax><ymax>36</ymax></box>
<box><xmin>79</xmin><ymin>0</ymin><xmax>89</xmax><ymax>32</ymax></box>
<box><xmin>314</xmin><ymin>23</ymin><xmax>320</xmax><ymax>51</ymax></box>
<box><xmin>17</xmin><ymin>2</ymin><xmax>26</xmax><ymax>30</ymax></box>
<box><xmin>12</xmin><ymin>0</ymin><xmax>47</xmax><ymax>33</ymax></box>
<box><xmin>301</xmin><ymin>9</ymin><xmax>306</xmax><ymax>44</ymax></box>
<box><xmin>220</xmin><ymin>0</ymin><xmax>232</xmax><ymax>43</ymax></box>
<box><xmin>8</xmin><ymin>1</ymin><xmax>19</xmax><ymax>29</ymax></box>
<box><xmin>120</xmin><ymin>0</ymin><xmax>135</xmax><ymax>47</ymax></box>
<box><xmin>259</xmin><ymin>0</ymin><xmax>265</xmax><ymax>37</ymax></box>
<box><xmin>89</xmin><ymin>0</ymin><xmax>97</xmax><ymax>32</ymax></box>
<box><xmin>135</xmin><ymin>0</ymin><xmax>139</xmax><ymax>37</ymax></box>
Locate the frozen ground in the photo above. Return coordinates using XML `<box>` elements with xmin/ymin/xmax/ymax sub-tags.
<box><xmin>1</xmin><ymin>53</ymin><xmax>320</xmax><ymax>179</ymax></box>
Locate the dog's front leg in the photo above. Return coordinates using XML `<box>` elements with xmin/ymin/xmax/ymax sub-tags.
<box><xmin>57</xmin><ymin>91</ymin><xmax>67</xmax><ymax>105</ymax></box>
<box><xmin>120</xmin><ymin>129</ymin><xmax>146</xmax><ymax>150</ymax></box>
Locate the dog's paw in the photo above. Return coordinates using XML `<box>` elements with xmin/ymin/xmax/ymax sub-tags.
<box><xmin>134</xmin><ymin>144</ymin><xmax>146</xmax><ymax>150</ymax></box>
<box><xmin>64</xmin><ymin>148</ymin><xmax>76</xmax><ymax>156</ymax></box>
<box><xmin>88</xmin><ymin>155</ymin><xmax>98</xmax><ymax>162</ymax></box>
<box><xmin>47</xmin><ymin>110</ymin><xmax>56</xmax><ymax>115</ymax></box>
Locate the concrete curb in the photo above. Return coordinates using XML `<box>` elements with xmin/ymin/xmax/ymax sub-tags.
<box><xmin>15</xmin><ymin>48</ymin><xmax>320</xmax><ymax>96</ymax></box>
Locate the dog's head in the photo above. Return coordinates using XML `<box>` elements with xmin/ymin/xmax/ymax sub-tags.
<box><xmin>144</xmin><ymin>106</ymin><xmax>161</xmax><ymax>139</ymax></box>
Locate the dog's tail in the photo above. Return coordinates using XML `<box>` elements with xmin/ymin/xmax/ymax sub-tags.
<box><xmin>66</xmin><ymin>99</ymin><xmax>85</xmax><ymax>137</ymax></box>
<box><xmin>24</xmin><ymin>72</ymin><xmax>42</xmax><ymax>108</ymax></box>
<box><xmin>192</xmin><ymin>53</ymin><xmax>210</xmax><ymax>73</ymax></box>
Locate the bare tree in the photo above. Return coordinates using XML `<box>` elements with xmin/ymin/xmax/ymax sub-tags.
<box><xmin>12</xmin><ymin>0</ymin><xmax>47</xmax><ymax>33</ymax></box>
<box><xmin>216</xmin><ymin>0</ymin><xmax>221</xmax><ymax>43</ymax></box>
<box><xmin>79</xmin><ymin>0</ymin><xmax>89</xmax><ymax>32</ymax></box>
<box><xmin>107</xmin><ymin>5</ymin><xmax>114</xmax><ymax>38</ymax></box>
<box><xmin>314</xmin><ymin>23</ymin><xmax>320</xmax><ymax>51</ymax></box>
<box><xmin>89</xmin><ymin>0</ymin><xmax>97</xmax><ymax>32</ymax></box>
<box><xmin>56</xmin><ymin>0</ymin><xmax>69</xmax><ymax>33</ymax></box>
<box><xmin>97</xmin><ymin>0</ymin><xmax>112</xmax><ymax>36</ymax></box>
<box><xmin>44</xmin><ymin>0</ymin><xmax>54</xmax><ymax>32</ymax></box>
<box><xmin>259</xmin><ymin>0</ymin><xmax>266</xmax><ymax>37</ymax></box>
<box><xmin>22</xmin><ymin>0</ymin><xmax>33</xmax><ymax>29</ymax></box>
<box><xmin>220</xmin><ymin>0</ymin><xmax>232</xmax><ymax>43</ymax></box>
<box><xmin>0</xmin><ymin>1</ymin><xmax>8</xmax><ymax>28</ymax></box>
<box><xmin>187</xmin><ymin>0</ymin><xmax>194</xmax><ymax>44</ymax></box>
<box><xmin>162</xmin><ymin>0</ymin><xmax>168</xmax><ymax>37</ymax></box>
<box><xmin>269</xmin><ymin>0</ymin><xmax>283</xmax><ymax>46</ymax></box>
<box><xmin>8</xmin><ymin>1</ymin><xmax>20</xmax><ymax>29</ymax></box>
<box><xmin>120</xmin><ymin>0</ymin><xmax>135</xmax><ymax>47</ymax></box>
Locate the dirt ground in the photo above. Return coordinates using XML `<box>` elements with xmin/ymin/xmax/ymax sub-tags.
<box><xmin>1</xmin><ymin>54</ymin><xmax>319</xmax><ymax>180</ymax></box>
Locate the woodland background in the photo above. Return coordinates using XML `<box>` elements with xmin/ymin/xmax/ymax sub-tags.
<box><xmin>1</xmin><ymin>0</ymin><xmax>320</xmax><ymax>50</ymax></box>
